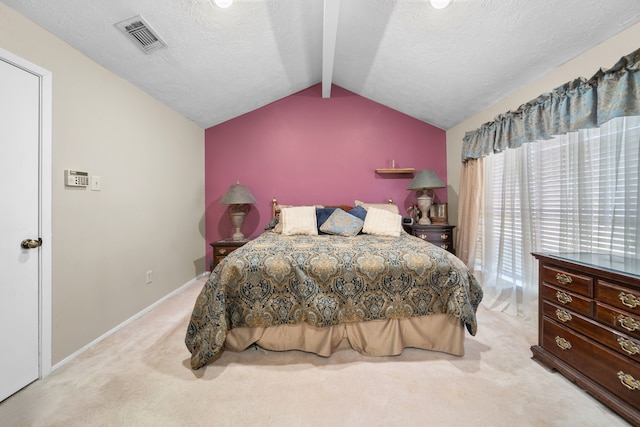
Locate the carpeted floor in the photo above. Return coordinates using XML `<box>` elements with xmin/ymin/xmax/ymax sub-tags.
<box><xmin>0</xmin><ymin>277</ymin><xmax>632</xmax><ymax>427</ymax></box>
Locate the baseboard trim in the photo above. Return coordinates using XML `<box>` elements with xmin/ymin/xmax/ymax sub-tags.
<box><xmin>51</xmin><ymin>272</ymin><xmax>209</xmax><ymax>372</ymax></box>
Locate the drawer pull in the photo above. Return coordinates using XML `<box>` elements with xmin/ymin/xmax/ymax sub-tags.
<box><xmin>617</xmin><ymin>337</ymin><xmax>640</xmax><ymax>355</ymax></box>
<box><xmin>218</xmin><ymin>248</ymin><xmax>227</xmax><ymax>255</ymax></box>
<box><xmin>418</xmin><ymin>234</ymin><xmax>427</xmax><ymax>239</ymax></box>
<box><xmin>555</xmin><ymin>336</ymin><xmax>572</xmax><ymax>350</ymax></box>
<box><xmin>440</xmin><ymin>244</ymin><xmax>449</xmax><ymax>250</ymax></box>
<box><xmin>555</xmin><ymin>309</ymin><xmax>572</xmax><ymax>323</ymax></box>
<box><xmin>617</xmin><ymin>371</ymin><xmax>640</xmax><ymax>391</ymax></box>
<box><xmin>440</xmin><ymin>234</ymin><xmax>449</xmax><ymax>240</ymax></box>
<box><xmin>617</xmin><ymin>314</ymin><xmax>640</xmax><ymax>332</ymax></box>
<box><xmin>619</xmin><ymin>292</ymin><xmax>640</xmax><ymax>309</ymax></box>
<box><xmin>555</xmin><ymin>273</ymin><xmax>573</xmax><ymax>285</ymax></box>
<box><xmin>556</xmin><ymin>291</ymin><xmax>572</xmax><ymax>305</ymax></box>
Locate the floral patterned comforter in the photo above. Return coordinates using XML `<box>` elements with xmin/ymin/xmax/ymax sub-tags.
<box><xmin>185</xmin><ymin>231</ymin><xmax>483</xmax><ymax>369</ymax></box>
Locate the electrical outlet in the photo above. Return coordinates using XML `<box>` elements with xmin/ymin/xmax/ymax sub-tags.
<box><xmin>146</xmin><ymin>270</ymin><xmax>153</xmax><ymax>284</ymax></box>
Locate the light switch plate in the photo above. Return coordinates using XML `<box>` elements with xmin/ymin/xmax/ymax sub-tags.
<box><xmin>91</xmin><ymin>175</ymin><xmax>101</xmax><ymax>191</ymax></box>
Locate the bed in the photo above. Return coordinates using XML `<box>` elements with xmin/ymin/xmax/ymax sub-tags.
<box><xmin>185</xmin><ymin>199</ymin><xmax>483</xmax><ymax>369</ymax></box>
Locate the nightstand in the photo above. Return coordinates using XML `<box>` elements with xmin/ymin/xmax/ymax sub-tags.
<box><xmin>411</xmin><ymin>224</ymin><xmax>455</xmax><ymax>254</ymax></box>
<box><xmin>210</xmin><ymin>239</ymin><xmax>250</xmax><ymax>269</ymax></box>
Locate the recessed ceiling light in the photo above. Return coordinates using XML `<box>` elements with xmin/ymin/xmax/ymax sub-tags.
<box><xmin>214</xmin><ymin>0</ymin><xmax>233</xmax><ymax>8</ymax></box>
<box><xmin>430</xmin><ymin>0</ymin><xmax>452</xmax><ymax>9</ymax></box>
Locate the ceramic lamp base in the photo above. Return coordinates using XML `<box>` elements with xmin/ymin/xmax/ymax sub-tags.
<box><xmin>229</xmin><ymin>209</ymin><xmax>246</xmax><ymax>241</ymax></box>
<box><xmin>417</xmin><ymin>195</ymin><xmax>433</xmax><ymax>225</ymax></box>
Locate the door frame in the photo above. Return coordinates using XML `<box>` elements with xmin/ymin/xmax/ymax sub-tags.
<box><xmin>1</xmin><ymin>48</ymin><xmax>52</xmax><ymax>378</ymax></box>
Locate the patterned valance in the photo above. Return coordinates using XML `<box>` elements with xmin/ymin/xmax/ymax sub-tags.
<box><xmin>462</xmin><ymin>48</ymin><xmax>640</xmax><ymax>162</ymax></box>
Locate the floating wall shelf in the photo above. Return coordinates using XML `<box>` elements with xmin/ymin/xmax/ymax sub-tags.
<box><xmin>375</xmin><ymin>168</ymin><xmax>415</xmax><ymax>174</ymax></box>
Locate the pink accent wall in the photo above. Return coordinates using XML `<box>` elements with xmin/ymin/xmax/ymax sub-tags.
<box><xmin>205</xmin><ymin>84</ymin><xmax>446</xmax><ymax>267</ymax></box>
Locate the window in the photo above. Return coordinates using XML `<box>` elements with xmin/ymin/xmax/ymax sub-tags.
<box><xmin>475</xmin><ymin>116</ymin><xmax>640</xmax><ymax>316</ymax></box>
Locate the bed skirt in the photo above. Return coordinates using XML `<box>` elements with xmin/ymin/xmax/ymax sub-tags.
<box><xmin>224</xmin><ymin>314</ymin><xmax>465</xmax><ymax>357</ymax></box>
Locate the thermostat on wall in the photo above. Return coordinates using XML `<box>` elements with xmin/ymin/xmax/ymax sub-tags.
<box><xmin>64</xmin><ymin>170</ymin><xmax>89</xmax><ymax>187</ymax></box>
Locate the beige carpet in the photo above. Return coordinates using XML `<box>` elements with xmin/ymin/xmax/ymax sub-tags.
<box><xmin>0</xmin><ymin>277</ymin><xmax>631</xmax><ymax>427</ymax></box>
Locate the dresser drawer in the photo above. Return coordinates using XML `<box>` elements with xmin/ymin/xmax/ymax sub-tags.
<box><xmin>545</xmin><ymin>301</ymin><xmax>640</xmax><ymax>363</ymax></box>
<box><xmin>541</xmin><ymin>265</ymin><xmax>593</xmax><ymax>297</ymax></box>
<box><xmin>215</xmin><ymin>246</ymin><xmax>232</xmax><ymax>256</ymax></box>
<box><xmin>211</xmin><ymin>240</ymin><xmax>250</xmax><ymax>269</ymax></box>
<box><xmin>541</xmin><ymin>284</ymin><xmax>592</xmax><ymax>317</ymax></box>
<box><xmin>418</xmin><ymin>229</ymin><xmax>452</xmax><ymax>242</ymax></box>
<box><xmin>213</xmin><ymin>245</ymin><xmax>232</xmax><ymax>268</ymax></box>
<box><xmin>411</xmin><ymin>225</ymin><xmax>455</xmax><ymax>254</ymax></box>
<box><xmin>596</xmin><ymin>303</ymin><xmax>640</xmax><ymax>340</ymax></box>
<box><xmin>598</xmin><ymin>280</ymin><xmax>640</xmax><ymax>314</ymax></box>
<box><xmin>542</xmin><ymin>318</ymin><xmax>640</xmax><ymax>411</ymax></box>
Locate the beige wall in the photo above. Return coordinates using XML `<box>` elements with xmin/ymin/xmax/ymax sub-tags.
<box><xmin>0</xmin><ymin>4</ymin><xmax>205</xmax><ymax>364</ymax></box>
<box><xmin>446</xmin><ymin>21</ymin><xmax>640</xmax><ymax>228</ymax></box>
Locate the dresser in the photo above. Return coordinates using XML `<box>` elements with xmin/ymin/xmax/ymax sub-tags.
<box><xmin>531</xmin><ymin>253</ymin><xmax>640</xmax><ymax>426</ymax></box>
<box><xmin>411</xmin><ymin>224</ymin><xmax>455</xmax><ymax>254</ymax></box>
<box><xmin>211</xmin><ymin>239</ymin><xmax>250</xmax><ymax>268</ymax></box>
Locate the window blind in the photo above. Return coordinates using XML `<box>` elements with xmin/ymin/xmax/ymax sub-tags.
<box><xmin>476</xmin><ymin>116</ymin><xmax>640</xmax><ymax>309</ymax></box>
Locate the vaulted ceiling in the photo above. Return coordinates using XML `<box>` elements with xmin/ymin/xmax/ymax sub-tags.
<box><xmin>4</xmin><ymin>0</ymin><xmax>640</xmax><ymax>130</ymax></box>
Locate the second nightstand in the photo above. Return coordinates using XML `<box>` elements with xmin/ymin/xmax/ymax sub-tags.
<box><xmin>211</xmin><ymin>239</ymin><xmax>250</xmax><ymax>269</ymax></box>
<box><xmin>411</xmin><ymin>224</ymin><xmax>455</xmax><ymax>254</ymax></box>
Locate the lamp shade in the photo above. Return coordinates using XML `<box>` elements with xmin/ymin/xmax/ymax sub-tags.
<box><xmin>219</xmin><ymin>182</ymin><xmax>257</xmax><ymax>205</ymax></box>
<box><xmin>407</xmin><ymin>170</ymin><xmax>445</xmax><ymax>190</ymax></box>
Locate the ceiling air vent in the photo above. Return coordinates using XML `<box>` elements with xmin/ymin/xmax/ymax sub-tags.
<box><xmin>115</xmin><ymin>15</ymin><xmax>167</xmax><ymax>54</ymax></box>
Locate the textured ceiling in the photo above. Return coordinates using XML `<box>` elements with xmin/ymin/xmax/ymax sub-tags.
<box><xmin>3</xmin><ymin>0</ymin><xmax>640</xmax><ymax>130</ymax></box>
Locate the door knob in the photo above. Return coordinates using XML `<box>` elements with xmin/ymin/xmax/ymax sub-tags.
<box><xmin>21</xmin><ymin>238</ymin><xmax>42</xmax><ymax>249</ymax></box>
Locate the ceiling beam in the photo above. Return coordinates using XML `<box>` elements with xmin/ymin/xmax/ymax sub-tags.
<box><xmin>322</xmin><ymin>0</ymin><xmax>341</xmax><ymax>98</ymax></box>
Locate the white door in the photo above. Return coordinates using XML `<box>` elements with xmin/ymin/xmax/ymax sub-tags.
<box><xmin>0</xmin><ymin>57</ymin><xmax>42</xmax><ymax>401</ymax></box>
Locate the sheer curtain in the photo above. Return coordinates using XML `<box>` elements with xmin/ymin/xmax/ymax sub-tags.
<box><xmin>474</xmin><ymin>115</ymin><xmax>640</xmax><ymax>317</ymax></box>
<box><xmin>457</xmin><ymin>48</ymin><xmax>640</xmax><ymax>318</ymax></box>
<box><xmin>455</xmin><ymin>159</ymin><xmax>483</xmax><ymax>270</ymax></box>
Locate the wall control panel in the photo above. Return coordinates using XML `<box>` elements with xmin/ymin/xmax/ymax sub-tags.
<box><xmin>64</xmin><ymin>170</ymin><xmax>89</xmax><ymax>187</ymax></box>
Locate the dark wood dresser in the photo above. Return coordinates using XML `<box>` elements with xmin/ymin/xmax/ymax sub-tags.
<box><xmin>211</xmin><ymin>239</ymin><xmax>250</xmax><ymax>269</ymax></box>
<box><xmin>411</xmin><ymin>224</ymin><xmax>455</xmax><ymax>254</ymax></box>
<box><xmin>532</xmin><ymin>253</ymin><xmax>640</xmax><ymax>426</ymax></box>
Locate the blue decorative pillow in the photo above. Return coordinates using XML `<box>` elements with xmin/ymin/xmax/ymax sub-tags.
<box><xmin>319</xmin><ymin>208</ymin><xmax>364</xmax><ymax>237</ymax></box>
<box><xmin>348</xmin><ymin>205</ymin><xmax>367</xmax><ymax>221</ymax></box>
<box><xmin>264</xmin><ymin>217</ymin><xmax>279</xmax><ymax>231</ymax></box>
<box><xmin>316</xmin><ymin>207</ymin><xmax>337</xmax><ymax>231</ymax></box>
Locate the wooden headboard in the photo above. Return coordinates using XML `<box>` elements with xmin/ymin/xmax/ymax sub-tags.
<box><xmin>271</xmin><ymin>197</ymin><xmax>394</xmax><ymax>219</ymax></box>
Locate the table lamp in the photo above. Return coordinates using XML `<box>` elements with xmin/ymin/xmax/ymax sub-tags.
<box><xmin>407</xmin><ymin>170</ymin><xmax>445</xmax><ymax>225</ymax></box>
<box><xmin>220</xmin><ymin>182</ymin><xmax>257</xmax><ymax>241</ymax></box>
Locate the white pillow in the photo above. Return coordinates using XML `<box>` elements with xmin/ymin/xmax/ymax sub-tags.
<box><xmin>281</xmin><ymin>206</ymin><xmax>318</xmax><ymax>236</ymax></box>
<box><xmin>362</xmin><ymin>207</ymin><xmax>402</xmax><ymax>237</ymax></box>
<box><xmin>355</xmin><ymin>200</ymin><xmax>400</xmax><ymax>214</ymax></box>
